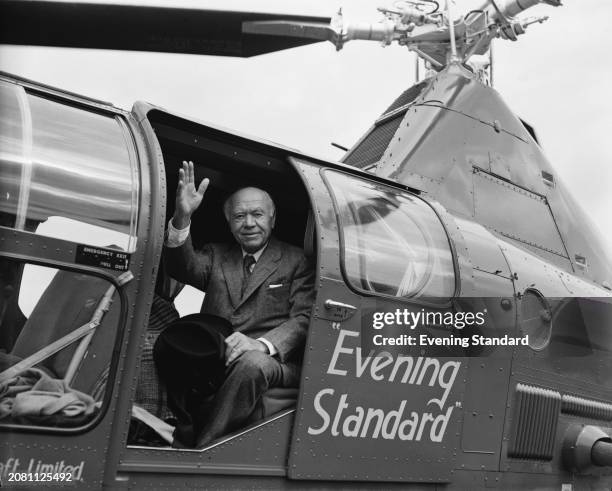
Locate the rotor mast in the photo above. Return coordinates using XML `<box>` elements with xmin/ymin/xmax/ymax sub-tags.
<box><xmin>243</xmin><ymin>0</ymin><xmax>562</xmax><ymax>83</ymax></box>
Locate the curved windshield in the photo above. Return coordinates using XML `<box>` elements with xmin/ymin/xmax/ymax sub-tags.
<box><xmin>0</xmin><ymin>81</ymin><xmax>138</xmax><ymax>251</ymax></box>
<box><xmin>326</xmin><ymin>170</ymin><xmax>455</xmax><ymax>300</ymax></box>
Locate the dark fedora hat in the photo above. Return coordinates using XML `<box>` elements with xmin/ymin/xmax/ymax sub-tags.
<box><xmin>153</xmin><ymin>313</ymin><xmax>233</xmax><ymax>397</ymax></box>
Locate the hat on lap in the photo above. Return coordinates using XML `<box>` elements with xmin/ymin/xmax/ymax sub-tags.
<box><xmin>153</xmin><ymin>313</ymin><xmax>233</xmax><ymax>398</ymax></box>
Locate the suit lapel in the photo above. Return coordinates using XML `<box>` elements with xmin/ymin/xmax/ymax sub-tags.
<box><xmin>237</xmin><ymin>238</ymin><xmax>282</xmax><ymax>308</ymax></box>
<box><xmin>221</xmin><ymin>245</ymin><xmax>244</xmax><ymax>308</ymax></box>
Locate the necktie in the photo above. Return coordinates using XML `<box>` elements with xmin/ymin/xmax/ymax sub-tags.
<box><xmin>242</xmin><ymin>254</ymin><xmax>256</xmax><ymax>296</ymax></box>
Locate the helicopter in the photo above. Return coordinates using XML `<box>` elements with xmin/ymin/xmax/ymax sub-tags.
<box><xmin>0</xmin><ymin>0</ymin><xmax>611</xmax><ymax>489</ymax></box>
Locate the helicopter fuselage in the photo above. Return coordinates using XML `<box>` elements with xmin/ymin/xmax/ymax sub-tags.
<box><xmin>0</xmin><ymin>60</ymin><xmax>611</xmax><ymax>489</ymax></box>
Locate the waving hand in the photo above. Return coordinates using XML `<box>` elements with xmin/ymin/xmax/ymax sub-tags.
<box><xmin>173</xmin><ymin>160</ymin><xmax>209</xmax><ymax>229</ymax></box>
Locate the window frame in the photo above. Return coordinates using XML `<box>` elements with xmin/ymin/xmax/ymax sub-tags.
<box><xmin>0</xmin><ymin>227</ymin><xmax>130</xmax><ymax>436</ymax></box>
<box><xmin>322</xmin><ymin>168</ymin><xmax>459</xmax><ymax>308</ymax></box>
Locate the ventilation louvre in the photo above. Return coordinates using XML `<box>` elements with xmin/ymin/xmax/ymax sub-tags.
<box><xmin>382</xmin><ymin>80</ymin><xmax>429</xmax><ymax>115</ymax></box>
<box><xmin>508</xmin><ymin>383</ymin><xmax>561</xmax><ymax>460</ymax></box>
<box><xmin>342</xmin><ymin>116</ymin><xmax>404</xmax><ymax>169</ymax></box>
<box><xmin>343</xmin><ymin>80</ymin><xmax>429</xmax><ymax>169</ymax></box>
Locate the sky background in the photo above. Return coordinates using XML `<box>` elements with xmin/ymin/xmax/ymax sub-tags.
<box><xmin>1</xmin><ymin>0</ymin><xmax>610</xmax><ymax>257</ymax></box>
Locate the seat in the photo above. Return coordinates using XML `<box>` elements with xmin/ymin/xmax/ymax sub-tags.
<box><xmin>261</xmin><ymin>387</ymin><xmax>298</xmax><ymax>417</ymax></box>
<box><xmin>0</xmin><ymin>259</ymin><xmax>26</xmax><ymax>353</ymax></box>
<box><xmin>10</xmin><ymin>269</ymin><xmax>118</xmax><ymax>396</ymax></box>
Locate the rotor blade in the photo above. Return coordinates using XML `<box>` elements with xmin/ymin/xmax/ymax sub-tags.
<box><xmin>0</xmin><ymin>1</ymin><xmax>332</xmax><ymax>57</ymax></box>
<box><xmin>243</xmin><ymin>20</ymin><xmax>337</xmax><ymax>44</ymax></box>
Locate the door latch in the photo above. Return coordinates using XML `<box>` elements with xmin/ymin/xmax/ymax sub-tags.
<box><xmin>323</xmin><ymin>299</ymin><xmax>357</xmax><ymax>322</ymax></box>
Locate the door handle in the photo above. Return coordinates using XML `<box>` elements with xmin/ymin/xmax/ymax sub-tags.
<box><xmin>323</xmin><ymin>299</ymin><xmax>357</xmax><ymax>322</ymax></box>
<box><xmin>325</xmin><ymin>299</ymin><xmax>357</xmax><ymax>311</ymax></box>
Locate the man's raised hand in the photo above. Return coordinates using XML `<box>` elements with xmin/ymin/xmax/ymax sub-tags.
<box><xmin>173</xmin><ymin>161</ymin><xmax>209</xmax><ymax>229</ymax></box>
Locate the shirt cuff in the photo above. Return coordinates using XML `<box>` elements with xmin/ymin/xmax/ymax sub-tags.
<box><xmin>258</xmin><ymin>337</ymin><xmax>277</xmax><ymax>356</ymax></box>
<box><xmin>165</xmin><ymin>218</ymin><xmax>190</xmax><ymax>248</ymax></box>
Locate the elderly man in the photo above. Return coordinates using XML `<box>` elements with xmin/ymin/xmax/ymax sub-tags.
<box><xmin>164</xmin><ymin>161</ymin><xmax>314</xmax><ymax>447</ymax></box>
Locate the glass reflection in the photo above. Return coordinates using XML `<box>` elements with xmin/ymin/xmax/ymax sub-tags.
<box><xmin>0</xmin><ymin>85</ymin><xmax>138</xmax><ymax>251</ymax></box>
<box><xmin>0</xmin><ymin>81</ymin><xmax>25</xmax><ymax>229</ymax></box>
<box><xmin>27</xmin><ymin>95</ymin><xmax>136</xmax><ymax>250</ymax></box>
<box><xmin>327</xmin><ymin>171</ymin><xmax>455</xmax><ymax>299</ymax></box>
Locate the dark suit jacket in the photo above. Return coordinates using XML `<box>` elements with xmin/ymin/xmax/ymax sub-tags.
<box><xmin>164</xmin><ymin>236</ymin><xmax>315</xmax><ymax>363</ymax></box>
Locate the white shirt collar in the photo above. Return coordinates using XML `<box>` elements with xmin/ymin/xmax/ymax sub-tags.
<box><xmin>241</xmin><ymin>241</ymin><xmax>268</xmax><ymax>262</ymax></box>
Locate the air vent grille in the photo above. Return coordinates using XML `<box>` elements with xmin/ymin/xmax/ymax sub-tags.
<box><xmin>343</xmin><ymin>116</ymin><xmax>403</xmax><ymax>169</ymax></box>
<box><xmin>508</xmin><ymin>383</ymin><xmax>561</xmax><ymax>460</ymax></box>
<box><xmin>382</xmin><ymin>80</ymin><xmax>428</xmax><ymax>115</ymax></box>
<box><xmin>343</xmin><ymin>80</ymin><xmax>429</xmax><ymax>169</ymax></box>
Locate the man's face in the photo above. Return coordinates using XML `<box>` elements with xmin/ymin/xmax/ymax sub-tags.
<box><xmin>226</xmin><ymin>188</ymin><xmax>275</xmax><ymax>253</ymax></box>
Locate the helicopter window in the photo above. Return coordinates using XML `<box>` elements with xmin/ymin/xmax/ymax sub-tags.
<box><xmin>0</xmin><ymin>257</ymin><xmax>121</xmax><ymax>431</ymax></box>
<box><xmin>325</xmin><ymin>170</ymin><xmax>455</xmax><ymax>300</ymax></box>
<box><xmin>0</xmin><ymin>81</ymin><xmax>25</xmax><ymax>229</ymax></box>
<box><xmin>16</xmin><ymin>217</ymin><xmax>131</xmax><ymax>317</ymax></box>
<box><xmin>0</xmin><ymin>86</ymin><xmax>138</xmax><ymax>251</ymax></box>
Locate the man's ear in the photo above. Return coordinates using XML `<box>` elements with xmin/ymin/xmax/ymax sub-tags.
<box><xmin>270</xmin><ymin>208</ymin><xmax>276</xmax><ymax>229</ymax></box>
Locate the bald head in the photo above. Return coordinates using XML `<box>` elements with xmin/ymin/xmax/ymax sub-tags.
<box><xmin>223</xmin><ymin>187</ymin><xmax>275</xmax><ymax>221</ymax></box>
<box><xmin>224</xmin><ymin>187</ymin><xmax>276</xmax><ymax>253</ymax></box>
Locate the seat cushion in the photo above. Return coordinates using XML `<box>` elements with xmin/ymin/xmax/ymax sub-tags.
<box><xmin>261</xmin><ymin>387</ymin><xmax>298</xmax><ymax>417</ymax></box>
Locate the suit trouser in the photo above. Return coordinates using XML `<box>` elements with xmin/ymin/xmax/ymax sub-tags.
<box><xmin>195</xmin><ymin>350</ymin><xmax>299</xmax><ymax>448</ymax></box>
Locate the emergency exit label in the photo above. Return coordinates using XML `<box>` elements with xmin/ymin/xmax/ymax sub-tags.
<box><xmin>75</xmin><ymin>245</ymin><xmax>130</xmax><ymax>271</ymax></box>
